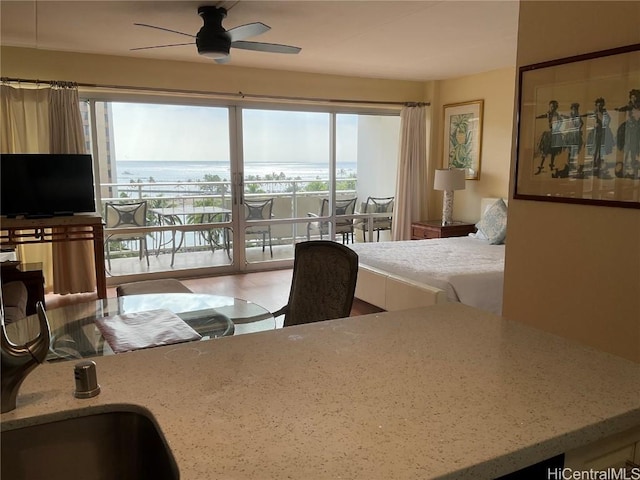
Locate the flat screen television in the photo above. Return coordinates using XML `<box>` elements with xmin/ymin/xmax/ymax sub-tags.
<box><xmin>1</xmin><ymin>153</ymin><xmax>96</xmax><ymax>218</ymax></box>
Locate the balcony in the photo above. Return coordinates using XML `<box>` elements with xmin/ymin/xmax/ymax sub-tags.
<box><xmin>101</xmin><ymin>178</ymin><xmax>391</xmax><ymax>279</ymax></box>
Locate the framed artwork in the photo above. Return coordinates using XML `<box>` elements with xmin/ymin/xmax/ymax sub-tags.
<box><xmin>514</xmin><ymin>43</ymin><xmax>640</xmax><ymax>209</ymax></box>
<box><xmin>443</xmin><ymin>100</ymin><xmax>484</xmax><ymax>180</ymax></box>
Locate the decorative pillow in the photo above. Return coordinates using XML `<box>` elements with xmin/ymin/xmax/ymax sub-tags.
<box><xmin>475</xmin><ymin>199</ymin><xmax>507</xmax><ymax>244</ymax></box>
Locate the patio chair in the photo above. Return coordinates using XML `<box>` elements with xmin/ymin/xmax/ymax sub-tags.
<box><xmin>272</xmin><ymin>240</ymin><xmax>359</xmax><ymax>327</ymax></box>
<box><xmin>355</xmin><ymin>196</ymin><xmax>394</xmax><ymax>242</ymax></box>
<box><xmin>245</xmin><ymin>198</ymin><xmax>274</xmax><ymax>258</ymax></box>
<box><xmin>104</xmin><ymin>201</ymin><xmax>150</xmax><ymax>270</ymax></box>
<box><xmin>195</xmin><ymin>210</ymin><xmax>232</xmax><ymax>261</ymax></box>
<box><xmin>306</xmin><ymin>197</ymin><xmax>357</xmax><ymax>244</ymax></box>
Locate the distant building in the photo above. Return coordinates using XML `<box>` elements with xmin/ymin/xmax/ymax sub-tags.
<box><xmin>79</xmin><ymin>100</ymin><xmax>117</xmax><ymax>204</ymax></box>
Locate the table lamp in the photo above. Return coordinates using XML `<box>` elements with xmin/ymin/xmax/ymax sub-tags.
<box><xmin>434</xmin><ymin>168</ymin><xmax>466</xmax><ymax>226</ymax></box>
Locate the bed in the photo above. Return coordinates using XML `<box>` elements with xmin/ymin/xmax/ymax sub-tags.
<box><xmin>350</xmin><ymin>198</ymin><xmax>507</xmax><ymax>315</ymax></box>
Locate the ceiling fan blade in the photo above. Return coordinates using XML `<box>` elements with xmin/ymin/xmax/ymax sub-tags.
<box><xmin>134</xmin><ymin>23</ymin><xmax>195</xmax><ymax>38</ymax></box>
<box><xmin>130</xmin><ymin>42</ymin><xmax>196</xmax><ymax>51</ymax></box>
<box><xmin>227</xmin><ymin>22</ymin><xmax>270</xmax><ymax>42</ymax></box>
<box><xmin>231</xmin><ymin>41</ymin><xmax>301</xmax><ymax>54</ymax></box>
<box><xmin>214</xmin><ymin>55</ymin><xmax>231</xmax><ymax>64</ymax></box>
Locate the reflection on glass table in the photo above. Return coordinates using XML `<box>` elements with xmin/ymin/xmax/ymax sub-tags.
<box><xmin>5</xmin><ymin>293</ymin><xmax>275</xmax><ymax>362</ymax></box>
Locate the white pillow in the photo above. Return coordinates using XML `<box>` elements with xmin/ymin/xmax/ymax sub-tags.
<box><xmin>475</xmin><ymin>199</ymin><xmax>507</xmax><ymax>244</ymax></box>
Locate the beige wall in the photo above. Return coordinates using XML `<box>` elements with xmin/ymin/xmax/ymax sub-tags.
<box><xmin>0</xmin><ymin>47</ymin><xmax>427</xmax><ymax>105</ymax></box>
<box><xmin>428</xmin><ymin>67</ymin><xmax>516</xmax><ymax>222</ymax></box>
<box><xmin>504</xmin><ymin>1</ymin><xmax>640</xmax><ymax>362</ymax></box>
<box><xmin>2</xmin><ymin>48</ymin><xmax>514</xmax><ymax>228</ymax></box>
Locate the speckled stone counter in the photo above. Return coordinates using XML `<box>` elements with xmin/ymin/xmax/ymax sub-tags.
<box><xmin>2</xmin><ymin>303</ymin><xmax>639</xmax><ymax>479</ymax></box>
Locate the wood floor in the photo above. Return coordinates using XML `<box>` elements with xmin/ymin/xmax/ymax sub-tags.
<box><xmin>45</xmin><ymin>268</ymin><xmax>384</xmax><ymax>317</ymax></box>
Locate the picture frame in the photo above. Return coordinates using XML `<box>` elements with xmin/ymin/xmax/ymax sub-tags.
<box><xmin>514</xmin><ymin>43</ymin><xmax>640</xmax><ymax>209</ymax></box>
<box><xmin>443</xmin><ymin>100</ymin><xmax>483</xmax><ymax>180</ymax></box>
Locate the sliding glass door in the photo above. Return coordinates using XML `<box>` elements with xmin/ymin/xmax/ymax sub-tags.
<box><xmin>240</xmin><ymin>109</ymin><xmax>331</xmax><ymax>266</ymax></box>
<box><xmin>238</xmin><ymin>109</ymin><xmax>400</xmax><ymax>268</ymax></box>
<box><xmin>86</xmin><ymin>100</ymin><xmax>235</xmax><ymax>279</ymax></box>
<box><xmin>82</xmin><ymin>97</ymin><xmax>400</xmax><ymax>281</ymax></box>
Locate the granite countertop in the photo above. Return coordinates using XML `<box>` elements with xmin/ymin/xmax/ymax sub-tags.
<box><xmin>2</xmin><ymin>303</ymin><xmax>640</xmax><ymax>479</ymax></box>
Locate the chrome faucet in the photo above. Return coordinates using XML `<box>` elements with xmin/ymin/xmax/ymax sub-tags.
<box><xmin>1</xmin><ymin>301</ymin><xmax>51</xmax><ymax>413</ymax></box>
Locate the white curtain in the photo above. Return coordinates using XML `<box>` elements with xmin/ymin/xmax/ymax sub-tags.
<box><xmin>1</xmin><ymin>85</ymin><xmax>54</xmax><ymax>289</ymax></box>
<box><xmin>49</xmin><ymin>84</ymin><xmax>96</xmax><ymax>294</ymax></box>
<box><xmin>392</xmin><ymin>104</ymin><xmax>427</xmax><ymax>240</ymax></box>
<box><xmin>1</xmin><ymin>83</ymin><xmax>96</xmax><ymax>294</ymax></box>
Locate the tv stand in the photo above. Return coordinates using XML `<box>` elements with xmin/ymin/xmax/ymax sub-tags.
<box><xmin>0</xmin><ymin>213</ymin><xmax>106</xmax><ymax>299</ymax></box>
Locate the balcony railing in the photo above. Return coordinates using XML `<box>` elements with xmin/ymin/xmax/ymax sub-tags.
<box><xmin>100</xmin><ymin>177</ymin><xmax>396</xmax><ymax>270</ymax></box>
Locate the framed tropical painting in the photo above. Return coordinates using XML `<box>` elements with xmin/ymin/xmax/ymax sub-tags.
<box><xmin>443</xmin><ymin>100</ymin><xmax>484</xmax><ymax>180</ymax></box>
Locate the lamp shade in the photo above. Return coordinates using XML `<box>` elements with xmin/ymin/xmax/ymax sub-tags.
<box><xmin>434</xmin><ymin>168</ymin><xmax>466</xmax><ymax>191</ymax></box>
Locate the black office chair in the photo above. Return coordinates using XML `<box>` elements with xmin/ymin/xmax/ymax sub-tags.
<box><xmin>116</xmin><ymin>279</ymin><xmax>193</xmax><ymax>297</ymax></box>
<box><xmin>306</xmin><ymin>197</ymin><xmax>357</xmax><ymax>244</ymax></box>
<box><xmin>273</xmin><ymin>241</ymin><xmax>359</xmax><ymax>327</ymax></box>
<box><xmin>104</xmin><ymin>201</ymin><xmax>150</xmax><ymax>270</ymax></box>
<box><xmin>245</xmin><ymin>198</ymin><xmax>274</xmax><ymax>258</ymax></box>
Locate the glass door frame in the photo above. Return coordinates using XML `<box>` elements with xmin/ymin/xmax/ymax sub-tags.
<box><xmin>83</xmin><ymin>91</ymin><xmax>399</xmax><ymax>282</ymax></box>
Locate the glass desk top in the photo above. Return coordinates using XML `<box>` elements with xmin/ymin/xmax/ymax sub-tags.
<box><xmin>5</xmin><ymin>293</ymin><xmax>276</xmax><ymax>361</ymax></box>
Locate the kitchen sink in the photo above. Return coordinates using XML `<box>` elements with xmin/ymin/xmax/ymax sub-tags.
<box><xmin>1</xmin><ymin>408</ymin><xmax>179</xmax><ymax>480</ymax></box>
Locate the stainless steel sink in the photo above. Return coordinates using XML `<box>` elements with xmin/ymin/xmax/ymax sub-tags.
<box><xmin>1</xmin><ymin>408</ymin><xmax>179</xmax><ymax>480</ymax></box>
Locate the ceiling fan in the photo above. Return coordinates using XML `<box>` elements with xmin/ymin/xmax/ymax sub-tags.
<box><xmin>131</xmin><ymin>6</ymin><xmax>301</xmax><ymax>63</ymax></box>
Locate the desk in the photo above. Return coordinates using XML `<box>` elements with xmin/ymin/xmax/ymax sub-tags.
<box><xmin>149</xmin><ymin>206</ymin><xmax>231</xmax><ymax>265</ymax></box>
<box><xmin>0</xmin><ymin>214</ymin><xmax>106</xmax><ymax>298</ymax></box>
<box><xmin>6</xmin><ymin>293</ymin><xmax>275</xmax><ymax>361</ymax></box>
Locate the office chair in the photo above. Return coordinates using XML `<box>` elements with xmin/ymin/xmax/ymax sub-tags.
<box><xmin>273</xmin><ymin>240</ymin><xmax>359</xmax><ymax>327</ymax></box>
<box><xmin>116</xmin><ymin>279</ymin><xmax>193</xmax><ymax>297</ymax></box>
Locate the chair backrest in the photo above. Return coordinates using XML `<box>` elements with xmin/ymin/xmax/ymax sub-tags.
<box><xmin>105</xmin><ymin>201</ymin><xmax>148</xmax><ymax>229</ymax></box>
<box><xmin>364</xmin><ymin>196</ymin><xmax>394</xmax><ymax>214</ymax></box>
<box><xmin>245</xmin><ymin>198</ymin><xmax>274</xmax><ymax>221</ymax></box>
<box><xmin>336</xmin><ymin>197</ymin><xmax>357</xmax><ymax>216</ymax></box>
<box><xmin>319</xmin><ymin>197</ymin><xmax>357</xmax><ymax>217</ymax></box>
<box><xmin>116</xmin><ymin>279</ymin><xmax>193</xmax><ymax>297</ymax></box>
<box><xmin>282</xmin><ymin>240</ymin><xmax>359</xmax><ymax>327</ymax></box>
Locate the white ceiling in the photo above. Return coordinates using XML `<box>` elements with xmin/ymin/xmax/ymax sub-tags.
<box><xmin>0</xmin><ymin>0</ymin><xmax>520</xmax><ymax>82</ymax></box>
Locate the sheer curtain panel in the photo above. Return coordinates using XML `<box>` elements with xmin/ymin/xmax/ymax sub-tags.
<box><xmin>392</xmin><ymin>105</ymin><xmax>427</xmax><ymax>240</ymax></box>
<box><xmin>1</xmin><ymin>84</ymin><xmax>55</xmax><ymax>288</ymax></box>
<box><xmin>0</xmin><ymin>83</ymin><xmax>96</xmax><ymax>294</ymax></box>
<box><xmin>49</xmin><ymin>84</ymin><xmax>96</xmax><ymax>294</ymax></box>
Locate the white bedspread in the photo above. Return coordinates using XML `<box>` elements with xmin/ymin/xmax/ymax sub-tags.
<box><xmin>349</xmin><ymin>237</ymin><xmax>505</xmax><ymax>315</ymax></box>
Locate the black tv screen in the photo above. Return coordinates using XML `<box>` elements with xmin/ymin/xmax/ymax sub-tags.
<box><xmin>1</xmin><ymin>153</ymin><xmax>96</xmax><ymax>217</ymax></box>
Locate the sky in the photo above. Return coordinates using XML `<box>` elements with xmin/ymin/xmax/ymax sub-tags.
<box><xmin>110</xmin><ymin>102</ymin><xmax>358</xmax><ymax>163</ymax></box>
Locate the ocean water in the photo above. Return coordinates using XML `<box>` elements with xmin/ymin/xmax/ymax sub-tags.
<box><xmin>116</xmin><ymin>160</ymin><xmax>357</xmax><ymax>184</ymax></box>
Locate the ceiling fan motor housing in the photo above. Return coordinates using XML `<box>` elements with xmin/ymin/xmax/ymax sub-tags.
<box><xmin>196</xmin><ymin>6</ymin><xmax>231</xmax><ymax>58</ymax></box>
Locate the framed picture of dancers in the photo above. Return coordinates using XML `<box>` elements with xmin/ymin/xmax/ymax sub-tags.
<box><xmin>514</xmin><ymin>43</ymin><xmax>640</xmax><ymax>208</ymax></box>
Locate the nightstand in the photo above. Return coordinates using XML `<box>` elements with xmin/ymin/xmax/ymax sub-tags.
<box><xmin>411</xmin><ymin>220</ymin><xmax>476</xmax><ymax>240</ymax></box>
